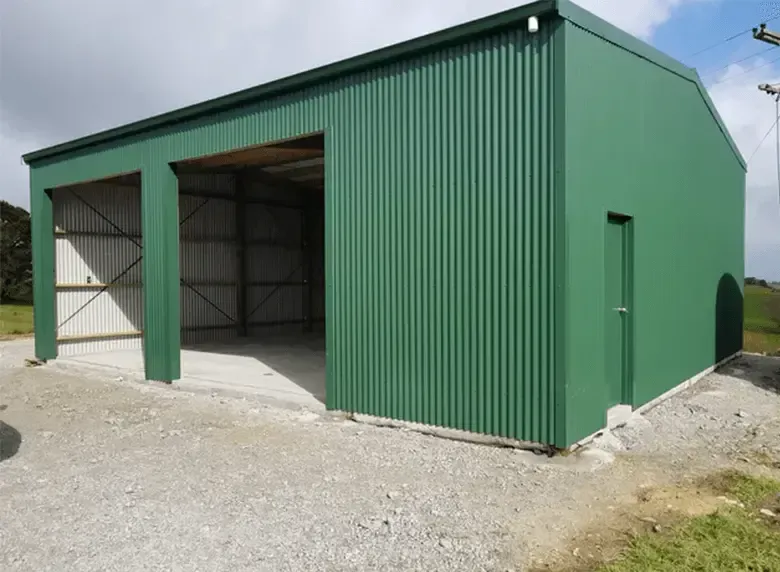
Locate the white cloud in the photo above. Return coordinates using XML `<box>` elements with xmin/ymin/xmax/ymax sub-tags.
<box><xmin>576</xmin><ymin>0</ymin><xmax>713</xmax><ymax>39</ymax></box>
<box><xmin>0</xmin><ymin>0</ymin><xmax>708</xmax><ymax>207</ymax></box>
<box><xmin>706</xmin><ymin>62</ymin><xmax>780</xmax><ymax>279</ymax></box>
<box><xmin>4</xmin><ymin>0</ymin><xmax>741</xmax><ymax>277</ymax></box>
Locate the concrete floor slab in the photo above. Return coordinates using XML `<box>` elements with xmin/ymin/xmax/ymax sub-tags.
<box><xmin>57</xmin><ymin>334</ymin><xmax>326</xmax><ymax>410</ymax></box>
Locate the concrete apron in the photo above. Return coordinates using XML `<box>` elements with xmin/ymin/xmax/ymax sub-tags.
<box><xmin>51</xmin><ymin>342</ymin><xmax>326</xmax><ymax>412</ymax></box>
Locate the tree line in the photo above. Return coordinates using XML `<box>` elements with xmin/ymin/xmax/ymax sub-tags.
<box><xmin>1</xmin><ymin>201</ymin><xmax>32</xmax><ymax>303</ymax></box>
<box><xmin>745</xmin><ymin>276</ymin><xmax>774</xmax><ymax>290</ymax></box>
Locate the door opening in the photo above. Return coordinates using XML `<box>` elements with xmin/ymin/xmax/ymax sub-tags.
<box><xmin>605</xmin><ymin>213</ymin><xmax>633</xmax><ymax>407</ymax></box>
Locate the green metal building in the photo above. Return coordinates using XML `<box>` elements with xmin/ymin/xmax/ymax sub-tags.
<box><xmin>23</xmin><ymin>0</ymin><xmax>745</xmax><ymax>448</ymax></box>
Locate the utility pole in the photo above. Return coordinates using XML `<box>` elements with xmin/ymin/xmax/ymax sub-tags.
<box><xmin>753</xmin><ymin>23</ymin><xmax>780</xmax><ymax>207</ymax></box>
<box><xmin>753</xmin><ymin>22</ymin><xmax>780</xmax><ymax>99</ymax></box>
<box><xmin>754</xmin><ymin>23</ymin><xmax>780</xmax><ymax>46</ymax></box>
<box><xmin>759</xmin><ymin>83</ymin><xmax>780</xmax><ymax>98</ymax></box>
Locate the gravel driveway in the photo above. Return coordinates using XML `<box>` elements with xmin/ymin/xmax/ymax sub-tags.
<box><xmin>1</xmin><ymin>339</ymin><xmax>779</xmax><ymax>572</ymax></box>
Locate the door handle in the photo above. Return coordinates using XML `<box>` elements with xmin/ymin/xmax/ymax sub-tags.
<box><xmin>613</xmin><ymin>307</ymin><xmax>628</xmax><ymax>314</ymax></box>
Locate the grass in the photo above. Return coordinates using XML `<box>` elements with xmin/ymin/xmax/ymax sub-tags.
<box><xmin>743</xmin><ymin>284</ymin><xmax>780</xmax><ymax>354</ymax></box>
<box><xmin>597</xmin><ymin>471</ymin><xmax>780</xmax><ymax>572</ymax></box>
<box><xmin>0</xmin><ymin>303</ymin><xmax>34</xmax><ymax>337</ymax></box>
<box><xmin>600</xmin><ymin>510</ymin><xmax>780</xmax><ymax>572</ymax></box>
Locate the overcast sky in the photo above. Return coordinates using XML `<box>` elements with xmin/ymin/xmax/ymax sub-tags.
<box><xmin>2</xmin><ymin>0</ymin><xmax>780</xmax><ymax>278</ymax></box>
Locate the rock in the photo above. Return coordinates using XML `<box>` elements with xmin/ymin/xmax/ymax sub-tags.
<box><xmin>652</xmin><ymin>524</ymin><xmax>662</xmax><ymax>533</ymax></box>
<box><xmin>760</xmin><ymin>508</ymin><xmax>777</xmax><ymax>518</ymax></box>
<box><xmin>736</xmin><ymin>410</ymin><xmax>747</xmax><ymax>418</ymax></box>
<box><xmin>387</xmin><ymin>491</ymin><xmax>399</xmax><ymax>500</ymax></box>
<box><xmin>358</xmin><ymin>519</ymin><xmax>383</xmax><ymax>532</ymax></box>
<box><xmin>438</xmin><ymin>537</ymin><xmax>453</xmax><ymax>550</ymax></box>
<box><xmin>639</xmin><ymin>517</ymin><xmax>658</xmax><ymax>524</ymax></box>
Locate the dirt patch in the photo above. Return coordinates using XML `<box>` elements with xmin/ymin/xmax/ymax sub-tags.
<box><xmin>0</xmin><ymin>333</ymin><xmax>34</xmax><ymax>342</ymax></box>
<box><xmin>531</xmin><ymin>482</ymin><xmax>727</xmax><ymax>571</ymax></box>
<box><xmin>533</xmin><ymin>468</ymin><xmax>780</xmax><ymax>572</ymax></box>
<box><xmin>749</xmin><ymin>449</ymin><xmax>780</xmax><ymax>470</ymax></box>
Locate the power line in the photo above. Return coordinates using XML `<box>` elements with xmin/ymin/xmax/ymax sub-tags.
<box><xmin>698</xmin><ymin>45</ymin><xmax>776</xmax><ymax>78</ymax></box>
<box><xmin>685</xmin><ymin>14</ymin><xmax>780</xmax><ymax>60</ymax></box>
<box><xmin>686</xmin><ymin>28</ymin><xmax>753</xmax><ymax>59</ymax></box>
<box><xmin>775</xmin><ymin>97</ymin><xmax>780</xmax><ymax>202</ymax></box>
<box><xmin>750</xmin><ymin>22</ymin><xmax>780</xmax><ymax>206</ymax></box>
<box><xmin>746</xmin><ymin>109</ymin><xmax>780</xmax><ymax>165</ymax></box>
<box><xmin>707</xmin><ymin>52</ymin><xmax>780</xmax><ymax>86</ymax></box>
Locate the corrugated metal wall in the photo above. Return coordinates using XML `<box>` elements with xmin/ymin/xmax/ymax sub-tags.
<box><xmin>31</xmin><ymin>17</ymin><xmax>559</xmax><ymax>444</ymax></box>
<box><xmin>242</xmin><ymin>176</ymin><xmax>324</xmax><ymax>336</ymax></box>
<box><xmin>244</xmin><ymin>200</ymin><xmax>305</xmax><ymax>335</ymax></box>
<box><xmin>53</xmin><ymin>183</ymin><xmax>143</xmax><ymax>356</ymax></box>
<box><xmin>176</xmin><ymin>173</ymin><xmax>324</xmax><ymax>342</ymax></box>
<box><xmin>310</xmin><ymin>204</ymin><xmax>326</xmax><ymax>327</ymax></box>
<box><xmin>325</xmin><ymin>25</ymin><xmax>558</xmax><ymax>443</ymax></box>
<box><xmin>560</xmin><ymin>21</ymin><xmax>746</xmax><ymax>444</ymax></box>
<box><xmin>178</xmin><ymin>174</ymin><xmax>239</xmax><ymax>345</ymax></box>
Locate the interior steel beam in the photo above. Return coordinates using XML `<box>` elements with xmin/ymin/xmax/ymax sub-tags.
<box><xmin>241</xmin><ymin>165</ymin><xmax>319</xmax><ymax>195</ymax></box>
<box><xmin>236</xmin><ymin>173</ymin><xmax>249</xmax><ymax>337</ymax></box>
<box><xmin>302</xmin><ymin>192</ymin><xmax>315</xmax><ymax>332</ymax></box>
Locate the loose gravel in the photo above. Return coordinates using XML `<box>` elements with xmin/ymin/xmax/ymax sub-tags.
<box><xmin>1</xmin><ymin>339</ymin><xmax>779</xmax><ymax>572</ymax></box>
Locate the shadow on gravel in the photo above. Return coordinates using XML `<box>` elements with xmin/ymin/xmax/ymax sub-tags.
<box><xmin>719</xmin><ymin>354</ymin><xmax>780</xmax><ymax>395</ymax></box>
<box><xmin>0</xmin><ymin>420</ymin><xmax>21</xmax><ymax>462</ymax></box>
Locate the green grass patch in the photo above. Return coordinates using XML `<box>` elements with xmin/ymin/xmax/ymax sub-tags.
<box><xmin>598</xmin><ymin>472</ymin><xmax>780</xmax><ymax>572</ymax></box>
<box><xmin>599</xmin><ymin>509</ymin><xmax>780</xmax><ymax>572</ymax></box>
<box><xmin>0</xmin><ymin>303</ymin><xmax>34</xmax><ymax>336</ymax></box>
<box><xmin>701</xmin><ymin>469</ymin><xmax>780</xmax><ymax>506</ymax></box>
<box><xmin>743</xmin><ymin>284</ymin><xmax>780</xmax><ymax>354</ymax></box>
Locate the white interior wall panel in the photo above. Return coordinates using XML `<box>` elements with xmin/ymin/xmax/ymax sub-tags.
<box><xmin>246</xmin><ymin>284</ymin><xmax>305</xmax><ymax>334</ymax></box>
<box><xmin>53</xmin><ymin>183</ymin><xmax>143</xmax><ymax>356</ymax></box>
<box><xmin>178</xmin><ymin>179</ymin><xmax>238</xmax><ymax>344</ymax></box>
<box><xmin>244</xmin><ymin>199</ymin><xmax>306</xmax><ymax>331</ymax></box>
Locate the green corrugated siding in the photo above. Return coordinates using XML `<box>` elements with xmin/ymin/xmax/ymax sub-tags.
<box><xmin>141</xmin><ymin>157</ymin><xmax>180</xmax><ymax>381</ymax></box>
<box><xmin>29</xmin><ymin>20</ymin><xmax>559</xmax><ymax>443</ymax></box>
<box><xmin>561</xmin><ymin>21</ymin><xmax>745</xmax><ymax>444</ymax></box>
<box><xmin>327</xmin><ymin>26</ymin><xmax>558</xmax><ymax>442</ymax></box>
<box><xmin>29</xmin><ymin>170</ymin><xmax>56</xmax><ymax>360</ymax></box>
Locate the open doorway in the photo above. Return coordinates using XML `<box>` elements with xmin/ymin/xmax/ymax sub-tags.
<box><xmin>51</xmin><ymin>172</ymin><xmax>144</xmax><ymax>360</ymax></box>
<box><xmin>173</xmin><ymin>133</ymin><xmax>326</xmax><ymax>406</ymax></box>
